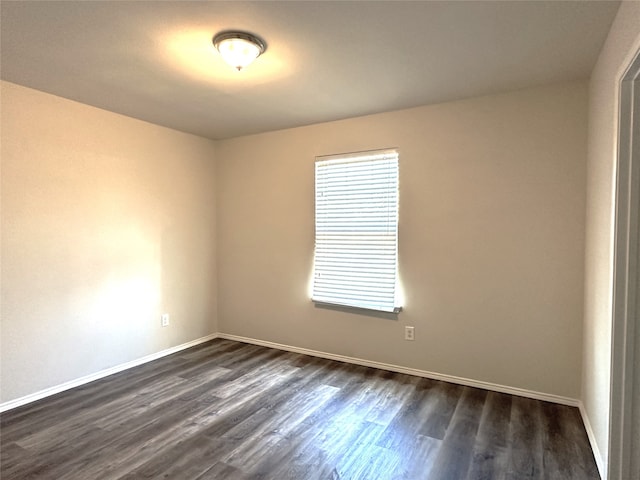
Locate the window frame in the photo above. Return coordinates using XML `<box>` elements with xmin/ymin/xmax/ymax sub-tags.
<box><xmin>311</xmin><ymin>148</ymin><xmax>401</xmax><ymax>314</ymax></box>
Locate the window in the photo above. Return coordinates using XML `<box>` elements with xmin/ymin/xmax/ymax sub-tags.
<box><xmin>312</xmin><ymin>149</ymin><xmax>400</xmax><ymax>313</ymax></box>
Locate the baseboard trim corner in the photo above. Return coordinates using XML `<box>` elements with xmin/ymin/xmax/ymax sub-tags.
<box><xmin>0</xmin><ymin>333</ymin><xmax>220</xmax><ymax>413</ymax></box>
<box><xmin>217</xmin><ymin>333</ymin><xmax>579</xmax><ymax>407</ymax></box>
<box><xmin>578</xmin><ymin>401</ymin><xmax>605</xmax><ymax>479</ymax></box>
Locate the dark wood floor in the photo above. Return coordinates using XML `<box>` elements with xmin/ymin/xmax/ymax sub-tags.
<box><xmin>1</xmin><ymin>339</ymin><xmax>600</xmax><ymax>480</ymax></box>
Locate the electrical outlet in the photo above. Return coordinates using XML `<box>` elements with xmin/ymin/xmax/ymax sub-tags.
<box><xmin>161</xmin><ymin>313</ymin><xmax>170</xmax><ymax>327</ymax></box>
<box><xmin>405</xmin><ymin>326</ymin><xmax>415</xmax><ymax>341</ymax></box>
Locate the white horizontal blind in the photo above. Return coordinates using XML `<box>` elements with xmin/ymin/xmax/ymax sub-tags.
<box><xmin>313</xmin><ymin>149</ymin><xmax>400</xmax><ymax>313</ymax></box>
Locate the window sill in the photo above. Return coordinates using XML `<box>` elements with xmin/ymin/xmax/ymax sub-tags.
<box><xmin>312</xmin><ymin>299</ymin><xmax>402</xmax><ymax>316</ymax></box>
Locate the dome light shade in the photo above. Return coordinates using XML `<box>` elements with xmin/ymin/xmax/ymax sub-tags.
<box><xmin>212</xmin><ymin>31</ymin><xmax>266</xmax><ymax>71</ymax></box>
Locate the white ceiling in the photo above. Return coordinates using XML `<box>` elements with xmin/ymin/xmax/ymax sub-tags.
<box><xmin>0</xmin><ymin>1</ymin><xmax>620</xmax><ymax>140</ymax></box>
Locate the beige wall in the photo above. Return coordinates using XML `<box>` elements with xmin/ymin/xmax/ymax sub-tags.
<box><xmin>216</xmin><ymin>81</ymin><xmax>588</xmax><ymax>399</ymax></box>
<box><xmin>0</xmin><ymin>81</ymin><xmax>218</xmax><ymax>404</ymax></box>
<box><xmin>583</xmin><ymin>1</ymin><xmax>640</xmax><ymax>474</ymax></box>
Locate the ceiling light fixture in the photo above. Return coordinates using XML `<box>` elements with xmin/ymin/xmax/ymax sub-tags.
<box><xmin>212</xmin><ymin>31</ymin><xmax>266</xmax><ymax>71</ymax></box>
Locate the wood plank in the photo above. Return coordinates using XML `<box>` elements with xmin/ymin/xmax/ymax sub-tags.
<box><xmin>427</xmin><ymin>386</ymin><xmax>487</xmax><ymax>480</ymax></box>
<box><xmin>505</xmin><ymin>395</ymin><xmax>544</xmax><ymax>479</ymax></box>
<box><xmin>464</xmin><ymin>391</ymin><xmax>513</xmax><ymax>480</ymax></box>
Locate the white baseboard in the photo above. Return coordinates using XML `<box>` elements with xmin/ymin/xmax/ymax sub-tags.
<box><xmin>578</xmin><ymin>401</ymin><xmax>605</xmax><ymax>479</ymax></box>
<box><xmin>217</xmin><ymin>333</ymin><xmax>580</xmax><ymax>407</ymax></box>
<box><xmin>0</xmin><ymin>331</ymin><xmax>581</xmax><ymax>415</ymax></box>
<box><xmin>0</xmin><ymin>333</ymin><xmax>219</xmax><ymax>413</ymax></box>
